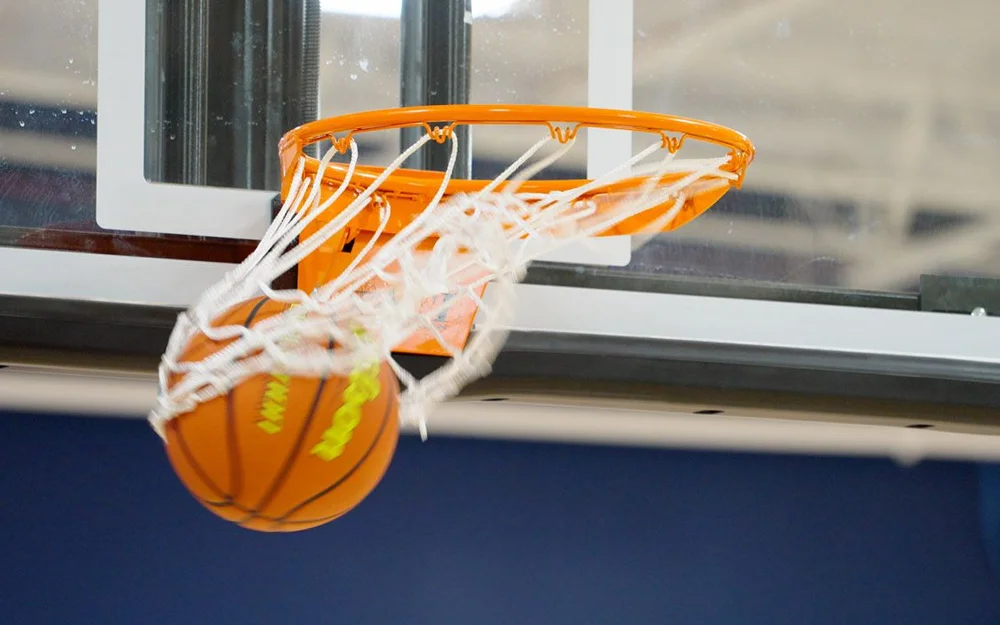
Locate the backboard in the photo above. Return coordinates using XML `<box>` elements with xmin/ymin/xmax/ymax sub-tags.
<box><xmin>2</xmin><ymin>0</ymin><xmax>1000</xmax><ymax>459</ymax></box>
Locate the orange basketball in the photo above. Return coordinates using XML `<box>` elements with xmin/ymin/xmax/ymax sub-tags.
<box><xmin>162</xmin><ymin>297</ymin><xmax>400</xmax><ymax>532</ymax></box>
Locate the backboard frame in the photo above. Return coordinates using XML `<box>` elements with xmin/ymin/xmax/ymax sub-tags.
<box><xmin>93</xmin><ymin>0</ymin><xmax>633</xmax><ymax>262</ymax></box>
<box><xmin>2</xmin><ymin>281</ymin><xmax>1000</xmax><ymax>462</ymax></box>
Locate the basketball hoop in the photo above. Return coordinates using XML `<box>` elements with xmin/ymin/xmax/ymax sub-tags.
<box><xmin>149</xmin><ymin>104</ymin><xmax>754</xmax><ymax>439</ymax></box>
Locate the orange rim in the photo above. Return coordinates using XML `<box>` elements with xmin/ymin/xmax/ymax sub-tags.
<box><xmin>278</xmin><ymin>104</ymin><xmax>755</xmax><ymax>196</ymax></box>
<box><xmin>280</xmin><ymin>106</ymin><xmax>754</xmax><ymax>358</ymax></box>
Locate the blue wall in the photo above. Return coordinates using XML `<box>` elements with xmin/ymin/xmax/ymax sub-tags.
<box><xmin>2</xmin><ymin>411</ymin><xmax>999</xmax><ymax>624</ymax></box>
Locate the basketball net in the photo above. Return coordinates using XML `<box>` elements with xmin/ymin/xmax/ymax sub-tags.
<box><xmin>148</xmin><ymin>117</ymin><xmax>744</xmax><ymax>439</ymax></box>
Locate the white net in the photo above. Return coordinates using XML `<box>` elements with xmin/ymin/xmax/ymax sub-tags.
<box><xmin>148</xmin><ymin>123</ymin><xmax>737</xmax><ymax>439</ymax></box>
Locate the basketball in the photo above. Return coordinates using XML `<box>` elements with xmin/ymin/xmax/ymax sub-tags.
<box><xmin>162</xmin><ymin>297</ymin><xmax>400</xmax><ymax>532</ymax></box>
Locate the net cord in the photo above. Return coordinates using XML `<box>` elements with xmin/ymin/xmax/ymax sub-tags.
<box><xmin>149</xmin><ymin>125</ymin><xmax>732</xmax><ymax>438</ymax></box>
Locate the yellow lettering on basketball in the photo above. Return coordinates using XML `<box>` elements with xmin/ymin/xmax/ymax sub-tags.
<box><xmin>310</xmin><ymin>363</ymin><xmax>381</xmax><ymax>462</ymax></box>
<box><xmin>265</xmin><ymin>376</ymin><xmax>291</xmax><ymax>404</ymax></box>
<box><xmin>254</xmin><ymin>306</ymin><xmax>307</xmax><ymax>435</ymax></box>
<box><xmin>257</xmin><ymin>373</ymin><xmax>291</xmax><ymax>434</ymax></box>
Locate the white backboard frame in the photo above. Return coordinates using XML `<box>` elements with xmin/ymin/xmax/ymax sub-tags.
<box><xmin>92</xmin><ymin>0</ymin><xmax>632</xmax><ymax>265</ymax></box>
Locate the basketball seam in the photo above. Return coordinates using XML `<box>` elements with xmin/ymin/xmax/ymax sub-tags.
<box><xmin>226</xmin><ymin>297</ymin><xmax>272</xmax><ymax>500</ymax></box>
<box><xmin>239</xmin><ymin>340</ymin><xmax>339</xmax><ymax>523</ymax></box>
<box><xmin>170</xmin><ymin>296</ymin><xmax>269</xmax><ymax>509</ymax></box>
<box><xmin>273</xmin><ymin>372</ymin><xmax>397</xmax><ymax>525</ymax></box>
<box><xmin>170</xmin><ymin>421</ymin><xmax>230</xmax><ymax>503</ymax></box>
<box><xmin>198</xmin><ymin>381</ymin><xmax>393</xmax><ymax>529</ymax></box>
<box><xmin>191</xmin><ymin>493</ymin><xmax>252</xmax><ymax>512</ymax></box>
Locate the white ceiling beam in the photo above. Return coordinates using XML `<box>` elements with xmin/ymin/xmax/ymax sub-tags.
<box><xmin>881</xmin><ymin>95</ymin><xmax>934</xmax><ymax>240</ymax></box>
<box><xmin>632</xmin><ymin>0</ymin><xmax>825</xmax><ymax>77</ymax></box>
<box><xmin>744</xmin><ymin>161</ymin><xmax>999</xmax><ymax>216</ymax></box>
<box><xmin>0</xmin><ymin>67</ymin><xmax>97</xmax><ymax>108</ymax></box>
<box><xmin>665</xmin><ymin>214</ymin><xmax>857</xmax><ymax>259</ymax></box>
<box><xmin>0</xmin><ymin>130</ymin><xmax>95</xmax><ymax>170</ymax></box>
<box><xmin>842</xmin><ymin>219</ymin><xmax>1000</xmax><ymax>290</ymax></box>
